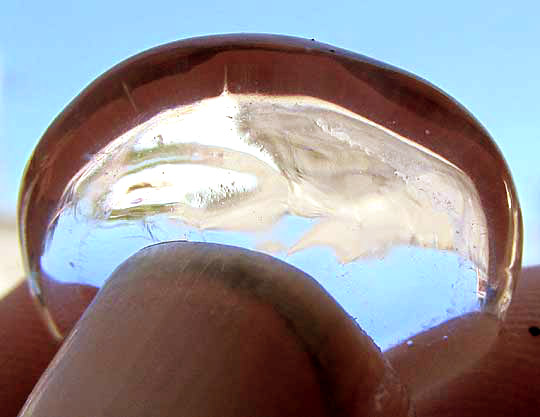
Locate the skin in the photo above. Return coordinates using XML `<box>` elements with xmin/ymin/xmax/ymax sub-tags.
<box><xmin>2</xmin><ymin>243</ymin><xmax>540</xmax><ymax>416</ymax></box>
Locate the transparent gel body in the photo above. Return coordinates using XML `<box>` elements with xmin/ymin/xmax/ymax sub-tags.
<box><xmin>18</xmin><ymin>35</ymin><xmax>522</xmax><ymax>351</ymax></box>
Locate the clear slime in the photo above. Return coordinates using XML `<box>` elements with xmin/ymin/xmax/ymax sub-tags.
<box><xmin>18</xmin><ymin>35</ymin><xmax>522</xmax><ymax>349</ymax></box>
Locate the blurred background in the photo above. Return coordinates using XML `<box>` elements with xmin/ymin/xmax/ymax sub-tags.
<box><xmin>1</xmin><ymin>0</ymin><xmax>539</xmax><ymax>296</ymax></box>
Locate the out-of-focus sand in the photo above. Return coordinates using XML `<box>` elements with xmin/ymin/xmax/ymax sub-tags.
<box><xmin>0</xmin><ymin>218</ymin><xmax>24</xmax><ymax>298</ymax></box>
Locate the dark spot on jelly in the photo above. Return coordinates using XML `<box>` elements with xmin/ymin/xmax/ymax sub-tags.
<box><xmin>528</xmin><ymin>326</ymin><xmax>540</xmax><ymax>336</ymax></box>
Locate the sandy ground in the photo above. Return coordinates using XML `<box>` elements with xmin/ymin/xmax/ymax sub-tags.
<box><xmin>0</xmin><ymin>218</ymin><xmax>25</xmax><ymax>298</ymax></box>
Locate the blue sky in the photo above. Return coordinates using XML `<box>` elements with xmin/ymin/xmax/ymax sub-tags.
<box><xmin>1</xmin><ymin>0</ymin><xmax>539</xmax><ymax>265</ymax></box>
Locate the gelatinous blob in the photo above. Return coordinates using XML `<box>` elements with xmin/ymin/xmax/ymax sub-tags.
<box><xmin>18</xmin><ymin>35</ymin><xmax>521</xmax><ymax>349</ymax></box>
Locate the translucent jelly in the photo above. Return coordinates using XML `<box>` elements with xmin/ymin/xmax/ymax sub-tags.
<box><xmin>18</xmin><ymin>35</ymin><xmax>522</xmax><ymax>349</ymax></box>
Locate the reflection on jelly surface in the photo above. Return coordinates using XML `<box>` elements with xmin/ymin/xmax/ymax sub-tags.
<box><xmin>43</xmin><ymin>93</ymin><xmax>489</xmax><ymax>349</ymax></box>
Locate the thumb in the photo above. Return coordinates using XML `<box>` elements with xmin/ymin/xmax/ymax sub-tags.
<box><xmin>20</xmin><ymin>242</ymin><xmax>414</xmax><ymax>417</ymax></box>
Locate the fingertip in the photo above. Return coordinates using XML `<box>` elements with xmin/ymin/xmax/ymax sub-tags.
<box><xmin>21</xmin><ymin>242</ymin><xmax>414</xmax><ymax>416</ymax></box>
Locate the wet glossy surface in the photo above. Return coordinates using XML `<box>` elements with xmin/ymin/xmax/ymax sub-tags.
<box><xmin>18</xmin><ymin>35</ymin><xmax>522</xmax><ymax>347</ymax></box>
